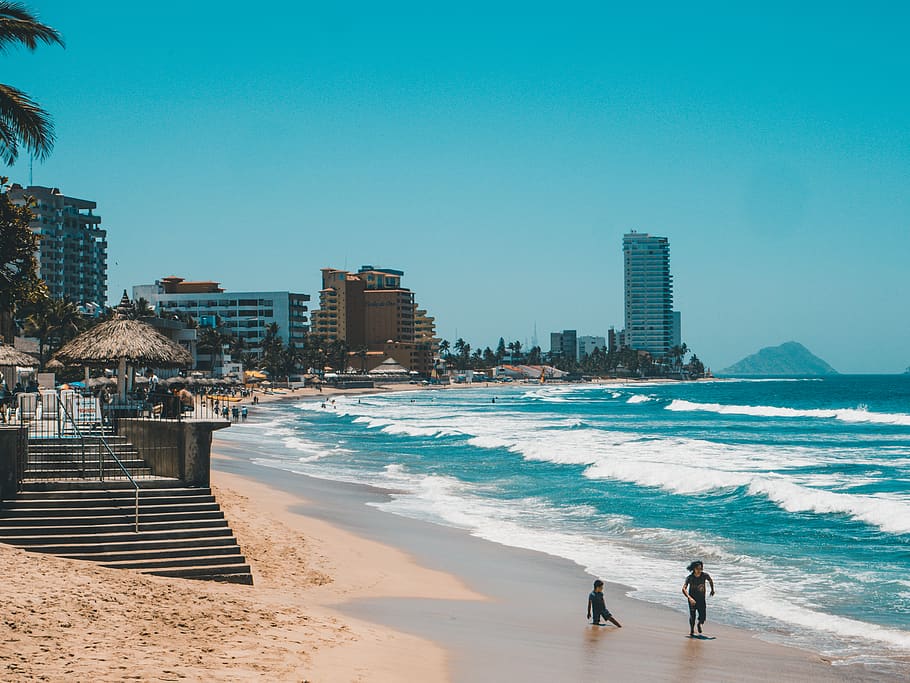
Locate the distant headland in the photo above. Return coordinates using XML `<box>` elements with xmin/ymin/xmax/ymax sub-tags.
<box><xmin>720</xmin><ymin>341</ymin><xmax>838</xmax><ymax>376</ymax></box>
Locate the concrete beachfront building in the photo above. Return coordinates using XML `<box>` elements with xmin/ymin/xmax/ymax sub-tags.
<box><xmin>311</xmin><ymin>265</ymin><xmax>437</xmax><ymax>375</ymax></box>
<box><xmin>549</xmin><ymin>330</ymin><xmax>578</xmax><ymax>362</ymax></box>
<box><xmin>622</xmin><ymin>231</ymin><xmax>680</xmax><ymax>357</ymax></box>
<box><xmin>8</xmin><ymin>184</ymin><xmax>107</xmax><ymax>314</ymax></box>
<box><xmin>133</xmin><ymin>277</ymin><xmax>310</xmax><ymax>360</ymax></box>
<box><xmin>578</xmin><ymin>335</ymin><xmax>607</xmax><ymax>359</ymax></box>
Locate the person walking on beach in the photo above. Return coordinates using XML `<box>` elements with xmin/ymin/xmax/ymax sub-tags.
<box><xmin>587</xmin><ymin>579</ymin><xmax>622</xmax><ymax>627</ymax></box>
<box><xmin>682</xmin><ymin>560</ymin><xmax>714</xmax><ymax>636</ymax></box>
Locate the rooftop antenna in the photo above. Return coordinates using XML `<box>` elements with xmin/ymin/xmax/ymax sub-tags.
<box><xmin>29</xmin><ymin>154</ymin><xmax>33</xmax><ymax>185</ymax></box>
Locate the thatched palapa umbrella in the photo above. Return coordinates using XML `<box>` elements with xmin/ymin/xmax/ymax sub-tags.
<box><xmin>0</xmin><ymin>342</ymin><xmax>38</xmax><ymax>368</ymax></box>
<box><xmin>0</xmin><ymin>342</ymin><xmax>37</xmax><ymax>388</ymax></box>
<box><xmin>53</xmin><ymin>318</ymin><xmax>192</xmax><ymax>398</ymax></box>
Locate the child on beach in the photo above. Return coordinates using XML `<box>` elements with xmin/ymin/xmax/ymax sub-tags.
<box><xmin>587</xmin><ymin>579</ymin><xmax>622</xmax><ymax>627</ymax></box>
<box><xmin>682</xmin><ymin>560</ymin><xmax>715</xmax><ymax>636</ymax></box>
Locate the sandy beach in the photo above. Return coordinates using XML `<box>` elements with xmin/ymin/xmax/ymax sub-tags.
<box><xmin>0</xmin><ymin>383</ymin><xmax>902</xmax><ymax>681</ymax></box>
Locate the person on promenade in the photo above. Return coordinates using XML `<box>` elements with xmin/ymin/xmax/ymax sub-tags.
<box><xmin>587</xmin><ymin>579</ymin><xmax>622</xmax><ymax>627</ymax></box>
<box><xmin>682</xmin><ymin>560</ymin><xmax>714</xmax><ymax>636</ymax></box>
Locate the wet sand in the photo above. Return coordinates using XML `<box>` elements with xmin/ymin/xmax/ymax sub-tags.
<box><xmin>211</xmin><ymin>436</ymin><xmax>895</xmax><ymax>682</ymax></box>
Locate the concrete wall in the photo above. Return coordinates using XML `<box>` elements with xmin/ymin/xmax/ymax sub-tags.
<box><xmin>0</xmin><ymin>426</ymin><xmax>25</xmax><ymax>502</ymax></box>
<box><xmin>117</xmin><ymin>419</ymin><xmax>228</xmax><ymax>487</ymax></box>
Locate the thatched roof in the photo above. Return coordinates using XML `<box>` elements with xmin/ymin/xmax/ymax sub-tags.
<box><xmin>369</xmin><ymin>357</ymin><xmax>409</xmax><ymax>375</ymax></box>
<box><xmin>53</xmin><ymin>318</ymin><xmax>193</xmax><ymax>368</ymax></box>
<box><xmin>0</xmin><ymin>342</ymin><xmax>38</xmax><ymax>368</ymax></box>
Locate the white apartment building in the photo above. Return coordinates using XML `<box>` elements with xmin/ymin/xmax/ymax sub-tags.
<box><xmin>133</xmin><ymin>277</ymin><xmax>309</xmax><ymax>354</ymax></box>
<box><xmin>8</xmin><ymin>184</ymin><xmax>107</xmax><ymax>311</ymax></box>
<box><xmin>622</xmin><ymin>231</ymin><xmax>680</xmax><ymax>357</ymax></box>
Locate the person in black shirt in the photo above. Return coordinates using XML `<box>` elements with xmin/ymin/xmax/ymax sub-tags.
<box><xmin>587</xmin><ymin>579</ymin><xmax>622</xmax><ymax>627</ymax></box>
<box><xmin>682</xmin><ymin>560</ymin><xmax>715</xmax><ymax>636</ymax></box>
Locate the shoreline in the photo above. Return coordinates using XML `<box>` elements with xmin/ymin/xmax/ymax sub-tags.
<box><xmin>211</xmin><ymin>426</ymin><xmax>897</xmax><ymax>682</ymax></box>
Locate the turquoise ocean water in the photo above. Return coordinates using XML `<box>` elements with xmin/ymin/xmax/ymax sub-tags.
<box><xmin>216</xmin><ymin>376</ymin><xmax>910</xmax><ymax>675</ymax></box>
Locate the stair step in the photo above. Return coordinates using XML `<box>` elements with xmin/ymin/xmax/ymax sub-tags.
<box><xmin>147</xmin><ymin>564</ymin><xmax>253</xmax><ymax>584</ymax></box>
<box><xmin>11</xmin><ymin>535</ymin><xmax>238</xmax><ymax>555</ymax></box>
<box><xmin>62</xmin><ymin>544</ymin><xmax>242</xmax><ymax>563</ymax></box>
<box><xmin>2</xmin><ymin>502</ymin><xmax>219</xmax><ymax>515</ymax></box>
<box><xmin>0</xmin><ymin>518</ymin><xmax>230</xmax><ymax>535</ymax></box>
<box><xmin>13</xmin><ymin>488</ymin><xmax>211</xmax><ymax>499</ymax></box>
<box><xmin>0</xmin><ymin>510</ymin><xmax>225</xmax><ymax>525</ymax></box>
<box><xmin>99</xmin><ymin>552</ymin><xmax>246</xmax><ymax>571</ymax></box>
<box><xmin>3</xmin><ymin>495</ymin><xmax>216</xmax><ymax>510</ymax></box>
<box><xmin>6</xmin><ymin>526</ymin><xmax>235</xmax><ymax>545</ymax></box>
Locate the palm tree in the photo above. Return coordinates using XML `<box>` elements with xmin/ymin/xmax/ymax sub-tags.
<box><xmin>22</xmin><ymin>296</ymin><xmax>81</xmax><ymax>367</ymax></box>
<box><xmin>125</xmin><ymin>296</ymin><xmax>155</xmax><ymax>319</ymax></box>
<box><xmin>0</xmin><ymin>3</ymin><xmax>64</xmax><ymax>165</ymax></box>
<box><xmin>0</xmin><ymin>182</ymin><xmax>42</xmax><ymax>341</ymax></box>
<box><xmin>352</xmin><ymin>345</ymin><xmax>369</xmax><ymax>373</ymax></box>
<box><xmin>197</xmin><ymin>327</ymin><xmax>232</xmax><ymax>372</ymax></box>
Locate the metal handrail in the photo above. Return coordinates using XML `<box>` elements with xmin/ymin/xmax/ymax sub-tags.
<box><xmin>60</xmin><ymin>398</ymin><xmax>140</xmax><ymax>533</ymax></box>
<box><xmin>97</xmin><ymin>432</ymin><xmax>140</xmax><ymax>533</ymax></box>
<box><xmin>57</xmin><ymin>398</ymin><xmax>87</xmax><ymax>477</ymax></box>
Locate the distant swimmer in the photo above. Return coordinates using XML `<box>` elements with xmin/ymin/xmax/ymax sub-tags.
<box><xmin>587</xmin><ymin>579</ymin><xmax>622</xmax><ymax>627</ymax></box>
<box><xmin>492</xmin><ymin>397</ymin><xmax>496</xmax><ymax>403</ymax></box>
<box><xmin>682</xmin><ymin>560</ymin><xmax>714</xmax><ymax>636</ymax></box>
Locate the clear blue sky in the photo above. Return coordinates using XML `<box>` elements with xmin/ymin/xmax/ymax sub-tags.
<box><xmin>5</xmin><ymin>2</ymin><xmax>909</xmax><ymax>373</ymax></box>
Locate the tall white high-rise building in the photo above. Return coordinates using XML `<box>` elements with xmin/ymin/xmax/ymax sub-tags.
<box><xmin>9</xmin><ymin>184</ymin><xmax>107</xmax><ymax>312</ymax></box>
<box><xmin>623</xmin><ymin>231</ymin><xmax>679</xmax><ymax>357</ymax></box>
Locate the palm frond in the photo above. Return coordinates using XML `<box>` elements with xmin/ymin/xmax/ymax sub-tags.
<box><xmin>0</xmin><ymin>82</ymin><xmax>54</xmax><ymax>163</ymax></box>
<box><xmin>0</xmin><ymin>1</ymin><xmax>63</xmax><ymax>52</ymax></box>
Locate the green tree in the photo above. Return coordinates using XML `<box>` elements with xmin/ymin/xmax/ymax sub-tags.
<box><xmin>526</xmin><ymin>345</ymin><xmax>541</xmax><ymax>365</ymax></box>
<box><xmin>453</xmin><ymin>337</ymin><xmax>470</xmax><ymax>371</ymax></box>
<box><xmin>0</xmin><ymin>181</ymin><xmax>44</xmax><ymax>341</ymax></box>
<box><xmin>260</xmin><ymin>322</ymin><xmax>284</xmax><ymax>376</ymax></box>
<box><xmin>129</xmin><ymin>296</ymin><xmax>155</xmax><ymax>319</ymax></box>
<box><xmin>495</xmin><ymin>337</ymin><xmax>506</xmax><ymax>364</ymax></box>
<box><xmin>352</xmin><ymin>344</ymin><xmax>369</xmax><ymax>373</ymax></box>
<box><xmin>0</xmin><ymin>2</ymin><xmax>64</xmax><ymax>164</ymax></box>
<box><xmin>509</xmin><ymin>340</ymin><xmax>523</xmax><ymax>363</ymax></box>
<box><xmin>197</xmin><ymin>326</ymin><xmax>232</xmax><ymax>372</ymax></box>
<box><xmin>688</xmin><ymin>354</ymin><xmax>705</xmax><ymax>378</ymax></box>
<box><xmin>21</xmin><ymin>296</ymin><xmax>81</xmax><ymax>367</ymax></box>
<box><xmin>300</xmin><ymin>332</ymin><xmax>327</xmax><ymax>373</ymax></box>
<box><xmin>438</xmin><ymin>339</ymin><xmax>450</xmax><ymax>358</ymax></box>
<box><xmin>325</xmin><ymin>338</ymin><xmax>349</xmax><ymax>372</ymax></box>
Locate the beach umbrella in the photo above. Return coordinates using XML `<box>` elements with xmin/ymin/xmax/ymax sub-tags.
<box><xmin>53</xmin><ymin>318</ymin><xmax>192</xmax><ymax>398</ymax></box>
<box><xmin>0</xmin><ymin>342</ymin><xmax>38</xmax><ymax>368</ymax></box>
<box><xmin>87</xmin><ymin>376</ymin><xmax>117</xmax><ymax>389</ymax></box>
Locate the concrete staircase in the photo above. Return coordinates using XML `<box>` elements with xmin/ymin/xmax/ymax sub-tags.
<box><xmin>0</xmin><ymin>486</ymin><xmax>253</xmax><ymax>584</ymax></box>
<box><xmin>24</xmin><ymin>436</ymin><xmax>152</xmax><ymax>480</ymax></box>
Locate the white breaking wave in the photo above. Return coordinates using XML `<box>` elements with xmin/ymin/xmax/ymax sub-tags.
<box><xmin>626</xmin><ymin>394</ymin><xmax>654</xmax><ymax>404</ymax></box>
<box><xmin>666</xmin><ymin>399</ymin><xmax>910</xmax><ymax>426</ymax></box>
<box><xmin>292</xmin><ymin>390</ymin><xmax>910</xmax><ymax>536</ymax></box>
<box><xmin>729</xmin><ymin>588</ymin><xmax>910</xmax><ymax>650</ymax></box>
<box><xmin>467</xmin><ymin>429</ymin><xmax>910</xmax><ymax>535</ymax></box>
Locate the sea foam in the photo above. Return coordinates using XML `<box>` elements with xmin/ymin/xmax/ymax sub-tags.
<box><xmin>666</xmin><ymin>399</ymin><xmax>910</xmax><ymax>426</ymax></box>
